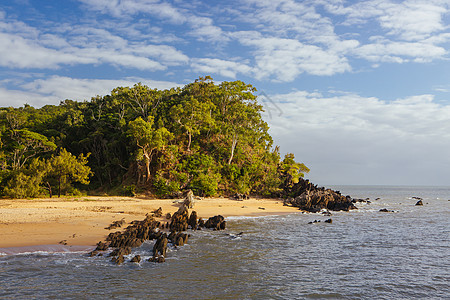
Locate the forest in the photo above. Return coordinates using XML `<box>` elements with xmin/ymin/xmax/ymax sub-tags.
<box><xmin>0</xmin><ymin>77</ymin><xmax>309</xmax><ymax>199</ymax></box>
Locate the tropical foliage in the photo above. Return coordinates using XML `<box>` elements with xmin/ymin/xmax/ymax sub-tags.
<box><xmin>0</xmin><ymin>77</ymin><xmax>308</xmax><ymax>198</ymax></box>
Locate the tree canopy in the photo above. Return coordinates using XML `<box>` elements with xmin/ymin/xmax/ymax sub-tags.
<box><xmin>0</xmin><ymin>77</ymin><xmax>309</xmax><ymax>198</ymax></box>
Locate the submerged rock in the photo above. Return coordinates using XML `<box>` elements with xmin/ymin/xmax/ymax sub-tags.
<box><xmin>415</xmin><ymin>200</ymin><xmax>423</xmax><ymax>206</ymax></box>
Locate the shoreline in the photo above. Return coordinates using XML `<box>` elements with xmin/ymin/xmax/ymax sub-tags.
<box><xmin>0</xmin><ymin>196</ymin><xmax>299</xmax><ymax>249</ymax></box>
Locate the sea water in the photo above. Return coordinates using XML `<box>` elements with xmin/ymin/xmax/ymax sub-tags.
<box><xmin>1</xmin><ymin>186</ymin><xmax>449</xmax><ymax>299</ymax></box>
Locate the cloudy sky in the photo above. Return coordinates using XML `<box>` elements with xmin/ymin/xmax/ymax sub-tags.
<box><xmin>1</xmin><ymin>0</ymin><xmax>450</xmax><ymax>186</ymax></box>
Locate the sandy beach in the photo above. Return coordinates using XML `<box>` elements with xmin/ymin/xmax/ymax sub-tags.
<box><xmin>0</xmin><ymin>196</ymin><xmax>299</xmax><ymax>248</ymax></box>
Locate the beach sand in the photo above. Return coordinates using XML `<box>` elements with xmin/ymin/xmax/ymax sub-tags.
<box><xmin>0</xmin><ymin>196</ymin><xmax>299</xmax><ymax>248</ymax></box>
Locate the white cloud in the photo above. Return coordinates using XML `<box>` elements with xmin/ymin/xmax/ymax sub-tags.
<box><xmin>0</xmin><ymin>76</ymin><xmax>183</xmax><ymax>107</ymax></box>
<box><xmin>265</xmin><ymin>90</ymin><xmax>450</xmax><ymax>185</ymax></box>
<box><xmin>0</xmin><ymin>17</ymin><xmax>188</xmax><ymax>71</ymax></box>
<box><xmin>191</xmin><ymin>58</ymin><xmax>252</xmax><ymax>79</ymax></box>
<box><xmin>354</xmin><ymin>39</ymin><xmax>447</xmax><ymax>63</ymax></box>
<box><xmin>240</xmin><ymin>37</ymin><xmax>352</xmax><ymax>81</ymax></box>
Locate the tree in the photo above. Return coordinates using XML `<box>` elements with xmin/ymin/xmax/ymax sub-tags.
<box><xmin>127</xmin><ymin>116</ymin><xmax>173</xmax><ymax>184</ymax></box>
<box><xmin>46</xmin><ymin>149</ymin><xmax>92</xmax><ymax>197</ymax></box>
<box><xmin>280</xmin><ymin>153</ymin><xmax>310</xmax><ymax>187</ymax></box>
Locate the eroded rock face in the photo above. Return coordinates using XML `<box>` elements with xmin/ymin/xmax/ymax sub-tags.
<box><xmin>188</xmin><ymin>211</ymin><xmax>198</xmax><ymax>230</ymax></box>
<box><xmin>283</xmin><ymin>178</ymin><xmax>357</xmax><ymax>212</ymax></box>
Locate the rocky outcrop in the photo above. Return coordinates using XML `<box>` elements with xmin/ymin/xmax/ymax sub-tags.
<box><xmin>283</xmin><ymin>178</ymin><xmax>357</xmax><ymax>212</ymax></box>
<box><xmin>415</xmin><ymin>200</ymin><xmax>423</xmax><ymax>206</ymax></box>
<box><xmin>204</xmin><ymin>215</ymin><xmax>226</xmax><ymax>230</ymax></box>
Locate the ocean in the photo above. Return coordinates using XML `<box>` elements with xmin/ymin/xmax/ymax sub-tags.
<box><xmin>1</xmin><ymin>186</ymin><xmax>449</xmax><ymax>299</ymax></box>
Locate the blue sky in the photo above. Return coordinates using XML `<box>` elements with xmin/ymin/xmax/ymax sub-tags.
<box><xmin>1</xmin><ymin>0</ymin><xmax>450</xmax><ymax>186</ymax></box>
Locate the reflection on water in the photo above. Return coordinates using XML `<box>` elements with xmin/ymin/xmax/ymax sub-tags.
<box><xmin>1</xmin><ymin>186</ymin><xmax>449</xmax><ymax>299</ymax></box>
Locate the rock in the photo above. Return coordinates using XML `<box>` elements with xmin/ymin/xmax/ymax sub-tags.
<box><xmin>204</xmin><ymin>215</ymin><xmax>226</xmax><ymax>230</ymax></box>
<box><xmin>231</xmin><ymin>193</ymin><xmax>249</xmax><ymax>201</ymax></box>
<box><xmin>109</xmin><ymin>247</ymin><xmax>131</xmax><ymax>257</ymax></box>
<box><xmin>59</xmin><ymin>240</ymin><xmax>67</xmax><ymax>245</ymax></box>
<box><xmin>111</xmin><ymin>254</ymin><xmax>124</xmax><ymax>265</ymax></box>
<box><xmin>149</xmin><ymin>256</ymin><xmax>165</xmax><ymax>263</ymax></box>
<box><xmin>283</xmin><ymin>178</ymin><xmax>357</xmax><ymax>212</ymax></box>
<box><xmin>415</xmin><ymin>200</ymin><xmax>423</xmax><ymax>206</ymax></box>
<box><xmin>95</xmin><ymin>241</ymin><xmax>109</xmax><ymax>251</ymax></box>
<box><xmin>165</xmin><ymin>213</ymin><xmax>172</xmax><ymax>220</ymax></box>
<box><xmin>130</xmin><ymin>255</ymin><xmax>141</xmax><ymax>263</ymax></box>
<box><xmin>105</xmin><ymin>218</ymin><xmax>126</xmax><ymax>230</ymax></box>
<box><xmin>88</xmin><ymin>250</ymin><xmax>98</xmax><ymax>257</ymax></box>
<box><xmin>379</xmin><ymin>208</ymin><xmax>394</xmax><ymax>212</ymax></box>
<box><xmin>183</xmin><ymin>189</ymin><xmax>195</xmax><ymax>208</ymax></box>
<box><xmin>324</xmin><ymin>218</ymin><xmax>332</xmax><ymax>223</ymax></box>
<box><xmin>170</xmin><ymin>205</ymin><xmax>189</xmax><ymax>232</ymax></box>
<box><xmin>188</xmin><ymin>211</ymin><xmax>198</xmax><ymax>230</ymax></box>
<box><xmin>151</xmin><ymin>207</ymin><xmax>163</xmax><ymax>217</ymax></box>
<box><xmin>153</xmin><ymin>234</ymin><xmax>168</xmax><ymax>258</ymax></box>
<box><xmin>412</xmin><ymin>197</ymin><xmax>423</xmax><ymax>200</ymax></box>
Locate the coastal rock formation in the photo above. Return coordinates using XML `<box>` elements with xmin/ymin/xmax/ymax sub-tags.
<box><xmin>415</xmin><ymin>200</ymin><xmax>423</xmax><ymax>206</ymax></box>
<box><xmin>204</xmin><ymin>215</ymin><xmax>226</xmax><ymax>230</ymax></box>
<box><xmin>283</xmin><ymin>178</ymin><xmax>357</xmax><ymax>212</ymax></box>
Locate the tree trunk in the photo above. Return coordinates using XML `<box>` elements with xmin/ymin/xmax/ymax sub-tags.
<box><xmin>46</xmin><ymin>182</ymin><xmax>52</xmax><ymax>198</ymax></box>
<box><xmin>228</xmin><ymin>133</ymin><xmax>238</xmax><ymax>165</ymax></box>
<box><xmin>187</xmin><ymin>131</ymin><xmax>192</xmax><ymax>152</ymax></box>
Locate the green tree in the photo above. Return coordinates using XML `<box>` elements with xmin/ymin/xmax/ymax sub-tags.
<box><xmin>128</xmin><ymin>116</ymin><xmax>173</xmax><ymax>184</ymax></box>
<box><xmin>46</xmin><ymin>149</ymin><xmax>92</xmax><ymax>197</ymax></box>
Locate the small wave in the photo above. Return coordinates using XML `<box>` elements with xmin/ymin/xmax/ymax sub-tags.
<box><xmin>0</xmin><ymin>245</ymin><xmax>95</xmax><ymax>256</ymax></box>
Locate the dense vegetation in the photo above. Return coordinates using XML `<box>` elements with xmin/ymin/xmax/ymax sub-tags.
<box><xmin>0</xmin><ymin>77</ymin><xmax>309</xmax><ymax>198</ymax></box>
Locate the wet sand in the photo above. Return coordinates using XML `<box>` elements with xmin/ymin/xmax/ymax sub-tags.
<box><xmin>0</xmin><ymin>196</ymin><xmax>299</xmax><ymax>248</ymax></box>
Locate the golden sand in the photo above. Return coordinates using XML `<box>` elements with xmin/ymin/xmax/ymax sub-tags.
<box><xmin>0</xmin><ymin>196</ymin><xmax>299</xmax><ymax>248</ymax></box>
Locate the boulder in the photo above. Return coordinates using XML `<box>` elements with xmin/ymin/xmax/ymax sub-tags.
<box><xmin>170</xmin><ymin>205</ymin><xmax>189</xmax><ymax>232</ymax></box>
<box><xmin>188</xmin><ymin>211</ymin><xmax>198</xmax><ymax>229</ymax></box>
<box><xmin>204</xmin><ymin>215</ymin><xmax>226</xmax><ymax>230</ymax></box>
<box><xmin>130</xmin><ymin>255</ymin><xmax>141</xmax><ymax>263</ymax></box>
<box><xmin>415</xmin><ymin>200</ymin><xmax>423</xmax><ymax>206</ymax></box>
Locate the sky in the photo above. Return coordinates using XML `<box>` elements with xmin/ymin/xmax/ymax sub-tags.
<box><xmin>1</xmin><ymin>0</ymin><xmax>450</xmax><ymax>186</ymax></box>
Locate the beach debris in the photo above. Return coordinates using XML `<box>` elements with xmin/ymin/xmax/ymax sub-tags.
<box><xmin>230</xmin><ymin>193</ymin><xmax>249</xmax><ymax>201</ymax></box>
<box><xmin>258</xmin><ymin>207</ymin><xmax>266</xmax><ymax>210</ymax></box>
<box><xmin>415</xmin><ymin>200</ymin><xmax>423</xmax><ymax>206</ymax></box>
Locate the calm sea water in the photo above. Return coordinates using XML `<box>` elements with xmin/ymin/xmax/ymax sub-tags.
<box><xmin>1</xmin><ymin>186</ymin><xmax>449</xmax><ymax>299</ymax></box>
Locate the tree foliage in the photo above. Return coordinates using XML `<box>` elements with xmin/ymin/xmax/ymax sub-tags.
<box><xmin>0</xmin><ymin>77</ymin><xmax>309</xmax><ymax>198</ymax></box>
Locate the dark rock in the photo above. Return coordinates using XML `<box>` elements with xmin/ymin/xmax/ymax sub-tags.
<box><xmin>231</xmin><ymin>193</ymin><xmax>249</xmax><ymax>201</ymax></box>
<box><xmin>149</xmin><ymin>256</ymin><xmax>165</xmax><ymax>263</ymax></box>
<box><xmin>379</xmin><ymin>208</ymin><xmax>394</xmax><ymax>212</ymax></box>
<box><xmin>415</xmin><ymin>200</ymin><xmax>423</xmax><ymax>206</ymax></box>
<box><xmin>151</xmin><ymin>207</ymin><xmax>163</xmax><ymax>217</ymax></box>
<box><xmin>111</xmin><ymin>254</ymin><xmax>124</xmax><ymax>265</ymax></box>
<box><xmin>170</xmin><ymin>206</ymin><xmax>189</xmax><ymax>232</ymax></box>
<box><xmin>165</xmin><ymin>213</ymin><xmax>172</xmax><ymax>220</ymax></box>
<box><xmin>153</xmin><ymin>234</ymin><xmax>168</xmax><ymax>258</ymax></box>
<box><xmin>88</xmin><ymin>250</ymin><xmax>98</xmax><ymax>257</ymax></box>
<box><xmin>188</xmin><ymin>211</ymin><xmax>198</xmax><ymax>230</ymax></box>
<box><xmin>324</xmin><ymin>218</ymin><xmax>332</xmax><ymax>223</ymax></box>
<box><xmin>283</xmin><ymin>178</ymin><xmax>357</xmax><ymax>212</ymax></box>
<box><xmin>105</xmin><ymin>218</ymin><xmax>126</xmax><ymax>230</ymax></box>
<box><xmin>95</xmin><ymin>241</ymin><xmax>109</xmax><ymax>251</ymax></box>
<box><xmin>130</xmin><ymin>255</ymin><xmax>141</xmax><ymax>263</ymax></box>
<box><xmin>204</xmin><ymin>215</ymin><xmax>226</xmax><ymax>230</ymax></box>
<box><xmin>412</xmin><ymin>197</ymin><xmax>423</xmax><ymax>200</ymax></box>
<box><xmin>109</xmin><ymin>247</ymin><xmax>131</xmax><ymax>257</ymax></box>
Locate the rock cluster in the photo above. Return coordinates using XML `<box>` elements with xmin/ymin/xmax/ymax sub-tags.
<box><xmin>283</xmin><ymin>178</ymin><xmax>357</xmax><ymax>212</ymax></box>
<box><xmin>88</xmin><ymin>192</ymin><xmax>227</xmax><ymax>265</ymax></box>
